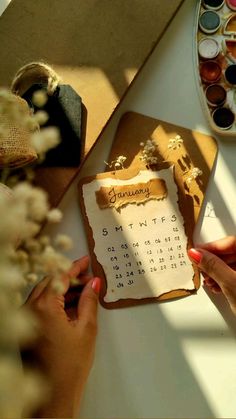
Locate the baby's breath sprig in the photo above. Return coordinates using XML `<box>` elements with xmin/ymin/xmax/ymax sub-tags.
<box><xmin>164</xmin><ymin>134</ymin><xmax>186</xmax><ymax>169</ymax></box>
<box><xmin>167</xmin><ymin>134</ymin><xmax>183</xmax><ymax>150</ymax></box>
<box><xmin>0</xmin><ymin>87</ymin><xmax>72</xmax><ymax>417</ymax></box>
<box><xmin>186</xmin><ymin>167</ymin><xmax>203</xmax><ymax>184</ymax></box>
<box><xmin>104</xmin><ymin>155</ymin><xmax>127</xmax><ymax>170</ymax></box>
<box><xmin>32</xmin><ymin>90</ymin><xmax>48</xmax><ymax>108</ymax></box>
<box><xmin>31</xmin><ymin>127</ymin><xmax>60</xmax><ymax>161</ymax></box>
<box><xmin>139</xmin><ymin>139</ymin><xmax>159</xmax><ymax>168</ymax></box>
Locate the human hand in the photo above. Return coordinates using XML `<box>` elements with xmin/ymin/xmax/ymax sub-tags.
<box><xmin>188</xmin><ymin>236</ymin><xmax>236</xmax><ymax>315</ymax></box>
<box><xmin>24</xmin><ymin>255</ymin><xmax>101</xmax><ymax>418</ymax></box>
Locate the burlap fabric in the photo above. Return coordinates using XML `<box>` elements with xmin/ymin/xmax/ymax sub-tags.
<box><xmin>0</xmin><ymin>94</ymin><xmax>37</xmax><ymax>168</ymax></box>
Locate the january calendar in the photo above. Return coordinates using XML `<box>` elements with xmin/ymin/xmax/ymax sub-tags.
<box><xmin>79</xmin><ymin>165</ymin><xmax>200</xmax><ymax>309</ymax></box>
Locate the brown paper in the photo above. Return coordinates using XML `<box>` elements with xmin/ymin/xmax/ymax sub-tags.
<box><xmin>78</xmin><ymin>113</ymin><xmax>218</xmax><ymax>309</ymax></box>
<box><xmin>107</xmin><ymin>112</ymin><xmax>218</xmax><ymax>224</ymax></box>
<box><xmin>96</xmin><ymin>178</ymin><xmax>167</xmax><ymax>210</ymax></box>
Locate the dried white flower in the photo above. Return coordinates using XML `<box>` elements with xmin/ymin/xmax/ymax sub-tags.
<box><xmin>33</xmin><ymin>110</ymin><xmax>49</xmax><ymax>126</ymax></box>
<box><xmin>167</xmin><ymin>135</ymin><xmax>183</xmax><ymax>150</ymax></box>
<box><xmin>31</xmin><ymin>127</ymin><xmax>60</xmax><ymax>156</ymax></box>
<box><xmin>25</xmin><ymin>273</ymin><xmax>38</xmax><ymax>284</ymax></box>
<box><xmin>25</xmin><ymin>238</ymin><xmax>41</xmax><ymax>253</ymax></box>
<box><xmin>186</xmin><ymin>167</ymin><xmax>203</xmax><ymax>184</ymax></box>
<box><xmin>24</xmin><ymin>115</ymin><xmax>39</xmax><ymax>131</ymax></box>
<box><xmin>39</xmin><ymin>245</ymin><xmax>71</xmax><ymax>275</ymax></box>
<box><xmin>54</xmin><ymin>234</ymin><xmax>73</xmax><ymax>251</ymax></box>
<box><xmin>14</xmin><ymin>250</ymin><xmax>29</xmax><ymax>263</ymax></box>
<box><xmin>47</xmin><ymin>208</ymin><xmax>63</xmax><ymax>223</ymax></box>
<box><xmin>13</xmin><ymin>182</ymin><xmax>49</xmax><ymax>223</ymax></box>
<box><xmin>32</xmin><ymin>90</ymin><xmax>48</xmax><ymax>108</ymax></box>
<box><xmin>39</xmin><ymin>235</ymin><xmax>50</xmax><ymax>247</ymax></box>
<box><xmin>192</xmin><ymin>167</ymin><xmax>203</xmax><ymax>178</ymax></box>
<box><xmin>105</xmin><ymin>155</ymin><xmax>127</xmax><ymax>170</ymax></box>
<box><xmin>139</xmin><ymin>139</ymin><xmax>158</xmax><ymax>167</ymax></box>
<box><xmin>0</xmin><ymin>264</ymin><xmax>26</xmax><ymax>291</ymax></box>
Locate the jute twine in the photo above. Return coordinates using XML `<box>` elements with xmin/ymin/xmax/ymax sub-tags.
<box><xmin>11</xmin><ymin>62</ymin><xmax>61</xmax><ymax>96</ymax></box>
<box><xmin>0</xmin><ymin>94</ymin><xmax>37</xmax><ymax>168</ymax></box>
<box><xmin>0</xmin><ymin>62</ymin><xmax>60</xmax><ymax>169</ymax></box>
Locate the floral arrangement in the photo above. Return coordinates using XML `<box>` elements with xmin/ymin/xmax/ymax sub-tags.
<box><xmin>139</xmin><ymin>139</ymin><xmax>159</xmax><ymax>167</ymax></box>
<box><xmin>104</xmin><ymin>135</ymin><xmax>203</xmax><ymax>192</ymax></box>
<box><xmin>139</xmin><ymin>136</ymin><xmax>203</xmax><ymax>188</ymax></box>
<box><xmin>0</xmin><ymin>88</ymin><xmax>74</xmax><ymax>417</ymax></box>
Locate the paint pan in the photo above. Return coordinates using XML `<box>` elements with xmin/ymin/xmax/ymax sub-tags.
<box><xmin>224</xmin><ymin>39</ymin><xmax>236</xmax><ymax>62</ymax></box>
<box><xmin>226</xmin><ymin>0</ymin><xmax>236</xmax><ymax>11</ymax></box>
<box><xmin>198</xmin><ymin>37</ymin><xmax>220</xmax><ymax>59</ymax></box>
<box><xmin>196</xmin><ymin>0</ymin><xmax>236</xmax><ymax>135</ymax></box>
<box><xmin>224</xmin><ymin>14</ymin><xmax>236</xmax><ymax>35</ymax></box>
<box><xmin>205</xmin><ymin>84</ymin><xmax>227</xmax><ymax>106</ymax></box>
<box><xmin>212</xmin><ymin>107</ymin><xmax>235</xmax><ymax>129</ymax></box>
<box><xmin>199</xmin><ymin>10</ymin><xmax>221</xmax><ymax>33</ymax></box>
<box><xmin>225</xmin><ymin>64</ymin><xmax>236</xmax><ymax>85</ymax></box>
<box><xmin>203</xmin><ymin>0</ymin><xmax>225</xmax><ymax>10</ymax></box>
<box><xmin>200</xmin><ymin>60</ymin><xmax>222</xmax><ymax>83</ymax></box>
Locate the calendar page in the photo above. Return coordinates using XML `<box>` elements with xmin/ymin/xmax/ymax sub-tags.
<box><xmin>79</xmin><ymin>165</ymin><xmax>199</xmax><ymax>308</ymax></box>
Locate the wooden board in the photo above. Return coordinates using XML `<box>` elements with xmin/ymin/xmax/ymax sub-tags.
<box><xmin>78</xmin><ymin>112</ymin><xmax>218</xmax><ymax>309</ymax></box>
<box><xmin>108</xmin><ymin>112</ymin><xmax>218</xmax><ymax>224</ymax></box>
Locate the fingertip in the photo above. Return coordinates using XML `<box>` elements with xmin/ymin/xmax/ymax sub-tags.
<box><xmin>73</xmin><ymin>255</ymin><xmax>90</xmax><ymax>265</ymax></box>
<box><xmin>188</xmin><ymin>248</ymin><xmax>203</xmax><ymax>264</ymax></box>
<box><xmin>69</xmin><ymin>255</ymin><xmax>90</xmax><ymax>278</ymax></box>
<box><xmin>91</xmin><ymin>277</ymin><xmax>101</xmax><ymax>295</ymax></box>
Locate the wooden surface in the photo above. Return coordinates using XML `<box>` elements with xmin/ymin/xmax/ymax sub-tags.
<box><xmin>0</xmin><ymin>0</ymin><xmax>184</xmax><ymax>155</ymax></box>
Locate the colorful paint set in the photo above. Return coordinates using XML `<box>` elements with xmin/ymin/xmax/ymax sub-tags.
<box><xmin>196</xmin><ymin>0</ymin><xmax>236</xmax><ymax>134</ymax></box>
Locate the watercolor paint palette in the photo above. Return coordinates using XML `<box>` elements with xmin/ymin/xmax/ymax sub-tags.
<box><xmin>196</xmin><ymin>0</ymin><xmax>236</xmax><ymax>135</ymax></box>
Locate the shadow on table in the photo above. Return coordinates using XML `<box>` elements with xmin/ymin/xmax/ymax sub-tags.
<box><xmin>81</xmin><ymin>303</ymin><xmax>219</xmax><ymax>418</ymax></box>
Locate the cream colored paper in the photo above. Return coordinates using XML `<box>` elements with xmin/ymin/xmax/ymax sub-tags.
<box><xmin>82</xmin><ymin>168</ymin><xmax>195</xmax><ymax>303</ymax></box>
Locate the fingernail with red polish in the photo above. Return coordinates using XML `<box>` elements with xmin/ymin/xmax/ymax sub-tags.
<box><xmin>92</xmin><ymin>277</ymin><xmax>101</xmax><ymax>295</ymax></box>
<box><xmin>188</xmin><ymin>248</ymin><xmax>203</xmax><ymax>264</ymax></box>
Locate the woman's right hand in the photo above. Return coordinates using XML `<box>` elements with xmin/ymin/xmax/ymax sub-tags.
<box><xmin>188</xmin><ymin>236</ymin><xmax>236</xmax><ymax>315</ymax></box>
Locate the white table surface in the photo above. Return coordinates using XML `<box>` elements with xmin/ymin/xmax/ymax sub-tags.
<box><xmin>44</xmin><ymin>1</ymin><xmax>236</xmax><ymax>417</ymax></box>
<box><xmin>0</xmin><ymin>0</ymin><xmax>11</xmax><ymax>16</ymax></box>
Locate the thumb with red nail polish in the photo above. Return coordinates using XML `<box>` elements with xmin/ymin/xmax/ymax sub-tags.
<box><xmin>188</xmin><ymin>245</ymin><xmax>236</xmax><ymax>315</ymax></box>
<box><xmin>188</xmin><ymin>248</ymin><xmax>203</xmax><ymax>264</ymax></box>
